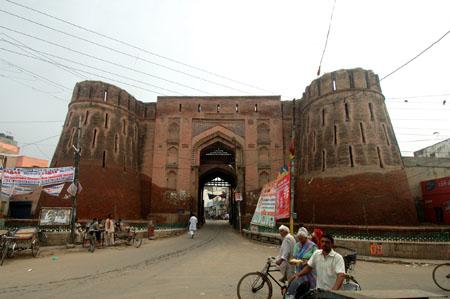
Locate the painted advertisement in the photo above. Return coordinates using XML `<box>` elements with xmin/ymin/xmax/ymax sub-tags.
<box><xmin>39</xmin><ymin>207</ymin><xmax>72</xmax><ymax>226</ymax></box>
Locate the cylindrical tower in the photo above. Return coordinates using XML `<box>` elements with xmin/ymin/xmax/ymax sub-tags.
<box><xmin>296</xmin><ymin>68</ymin><xmax>417</xmax><ymax>225</ymax></box>
<box><xmin>41</xmin><ymin>81</ymin><xmax>146</xmax><ymax>220</ymax></box>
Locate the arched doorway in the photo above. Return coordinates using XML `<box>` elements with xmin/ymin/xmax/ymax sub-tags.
<box><xmin>198</xmin><ymin>142</ymin><xmax>238</xmax><ymax>225</ymax></box>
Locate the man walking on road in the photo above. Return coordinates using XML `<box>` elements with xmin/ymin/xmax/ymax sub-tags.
<box><xmin>189</xmin><ymin>214</ymin><xmax>198</xmax><ymax>239</ymax></box>
<box><xmin>105</xmin><ymin>214</ymin><xmax>115</xmax><ymax>246</ymax></box>
<box><xmin>291</xmin><ymin>234</ymin><xmax>346</xmax><ymax>294</ymax></box>
<box><xmin>276</xmin><ymin>225</ymin><xmax>295</xmax><ymax>283</ymax></box>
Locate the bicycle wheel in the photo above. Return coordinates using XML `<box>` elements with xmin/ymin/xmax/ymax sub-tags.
<box><xmin>133</xmin><ymin>236</ymin><xmax>142</xmax><ymax>248</ymax></box>
<box><xmin>432</xmin><ymin>263</ymin><xmax>450</xmax><ymax>291</ymax></box>
<box><xmin>237</xmin><ymin>272</ymin><xmax>272</xmax><ymax>299</ymax></box>
<box><xmin>31</xmin><ymin>240</ymin><xmax>40</xmax><ymax>257</ymax></box>
<box><xmin>88</xmin><ymin>236</ymin><xmax>95</xmax><ymax>253</ymax></box>
<box><xmin>1</xmin><ymin>242</ymin><xmax>8</xmax><ymax>266</ymax></box>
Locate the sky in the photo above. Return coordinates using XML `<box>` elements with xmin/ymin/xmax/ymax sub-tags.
<box><xmin>0</xmin><ymin>0</ymin><xmax>449</xmax><ymax>162</ymax></box>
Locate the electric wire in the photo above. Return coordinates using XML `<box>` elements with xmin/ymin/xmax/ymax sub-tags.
<box><xmin>381</xmin><ymin>30</ymin><xmax>450</xmax><ymax>80</ymax></box>
<box><xmin>0</xmin><ymin>25</ymin><xmax>213</xmax><ymax>95</ymax></box>
<box><xmin>0</xmin><ymin>57</ymin><xmax>69</xmax><ymax>91</ymax></box>
<box><xmin>0</xmin><ymin>42</ymin><xmax>184</xmax><ymax>95</ymax></box>
<box><xmin>0</xmin><ymin>8</ymin><xmax>253</xmax><ymax>94</ymax></box>
<box><xmin>4</xmin><ymin>0</ymin><xmax>275</xmax><ymax>94</ymax></box>
<box><xmin>316</xmin><ymin>0</ymin><xmax>336</xmax><ymax>76</ymax></box>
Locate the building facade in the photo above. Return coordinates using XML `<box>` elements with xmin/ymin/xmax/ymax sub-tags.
<box><xmin>43</xmin><ymin>68</ymin><xmax>418</xmax><ymax>225</ymax></box>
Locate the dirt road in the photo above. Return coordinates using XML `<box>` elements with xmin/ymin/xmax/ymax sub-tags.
<box><xmin>0</xmin><ymin>221</ymin><xmax>446</xmax><ymax>298</ymax></box>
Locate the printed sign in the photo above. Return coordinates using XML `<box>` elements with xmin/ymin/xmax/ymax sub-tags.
<box><xmin>235</xmin><ymin>192</ymin><xmax>243</xmax><ymax>202</ymax></box>
<box><xmin>1</xmin><ymin>167</ymin><xmax>75</xmax><ymax>187</ymax></box>
<box><xmin>39</xmin><ymin>207</ymin><xmax>72</xmax><ymax>226</ymax></box>
<box><xmin>251</xmin><ymin>182</ymin><xmax>277</xmax><ymax>227</ymax></box>
<box><xmin>276</xmin><ymin>173</ymin><xmax>290</xmax><ymax>220</ymax></box>
<box><xmin>369</xmin><ymin>243</ymin><xmax>383</xmax><ymax>256</ymax></box>
<box><xmin>0</xmin><ymin>184</ymin><xmax>34</xmax><ymax>197</ymax></box>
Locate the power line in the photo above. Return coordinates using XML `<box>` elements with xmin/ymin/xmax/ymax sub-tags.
<box><xmin>1</xmin><ymin>32</ymin><xmax>88</xmax><ymax>80</ymax></box>
<box><xmin>0</xmin><ymin>73</ymin><xmax>67</xmax><ymax>102</ymax></box>
<box><xmin>0</xmin><ymin>42</ymin><xmax>184</xmax><ymax>95</ymax></box>
<box><xmin>380</xmin><ymin>29</ymin><xmax>450</xmax><ymax>81</ymax></box>
<box><xmin>0</xmin><ymin>47</ymin><xmax>174</xmax><ymax>96</ymax></box>
<box><xmin>0</xmin><ymin>24</ymin><xmax>213</xmax><ymax>95</ymax></box>
<box><xmin>20</xmin><ymin>134</ymin><xmax>60</xmax><ymax>148</ymax></box>
<box><xmin>0</xmin><ymin>8</ymin><xmax>253</xmax><ymax>94</ymax></box>
<box><xmin>387</xmin><ymin>93</ymin><xmax>450</xmax><ymax>100</ymax></box>
<box><xmin>0</xmin><ymin>120</ymin><xmax>64</xmax><ymax>123</ymax></box>
<box><xmin>0</xmin><ymin>57</ymin><xmax>69</xmax><ymax>91</ymax></box>
<box><xmin>4</xmin><ymin>0</ymin><xmax>274</xmax><ymax>94</ymax></box>
<box><xmin>316</xmin><ymin>0</ymin><xmax>336</xmax><ymax>77</ymax></box>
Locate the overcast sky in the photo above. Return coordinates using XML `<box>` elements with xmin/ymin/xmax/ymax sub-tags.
<box><xmin>0</xmin><ymin>0</ymin><xmax>449</xmax><ymax>163</ymax></box>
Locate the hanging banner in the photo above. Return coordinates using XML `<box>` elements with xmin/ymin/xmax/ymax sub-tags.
<box><xmin>251</xmin><ymin>182</ymin><xmax>277</xmax><ymax>227</ymax></box>
<box><xmin>1</xmin><ymin>167</ymin><xmax>75</xmax><ymax>187</ymax></box>
<box><xmin>276</xmin><ymin>173</ymin><xmax>290</xmax><ymax>220</ymax></box>
<box><xmin>67</xmin><ymin>182</ymin><xmax>82</xmax><ymax>196</ymax></box>
<box><xmin>0</xmin><ymin>184</ymin><xmax>34</xmax><ymax>197</ymax></box>
<box><xmin>42</xmin><ymin>183</ymin><xmax>65</xmax><ymax>197</ymax></box>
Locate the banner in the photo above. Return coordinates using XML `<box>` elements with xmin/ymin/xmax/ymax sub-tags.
<box><xmin>276</xmin><ymin>173</ymin><xmax>290</xmax><ymax>220</ymax></box>
<box><xmin>251</xmin><ymin>182</ymin><xmax>277</xmax><ymax>227</ymax></box>
<box><xmin>42</xmin><ymin>183</ymin><xmax>65</xmax><ymax>197</ymax></box>
<box><xmin>1</xmin><ymin>167</ymin><xmax>74</xmax><ymax>187</ymax></box>
<box><xmin>0</xmin><ymin>184</ymin><xmax>34</xmax><ymax>197</ymax></box>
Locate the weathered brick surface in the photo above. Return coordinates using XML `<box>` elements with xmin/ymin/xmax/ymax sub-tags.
<box><xmin>43</xmin><ymin>69</ymin><xmax>417</xmax><ymax>226</ymax></box>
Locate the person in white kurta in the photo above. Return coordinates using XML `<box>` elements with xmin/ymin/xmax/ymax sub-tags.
<box><xmin>276</xmin><ymin>225</ymin><xmax>295</xmax><ymax>282</ymax></box>
<box><xmin>189</xmin><ymin>215</ymin><xmax>198</xmax><ymax>239</ymax></box>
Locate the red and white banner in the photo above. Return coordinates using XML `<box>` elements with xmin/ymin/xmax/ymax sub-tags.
<box><xmin>276</xmin><ymin>173</ymin><xmax>290</xmax><ymax>220</ymax></box>
<box><xmin>1</xmin><ymin>167</ymin><xmax>74</xmax><ymax>187</ymax></box>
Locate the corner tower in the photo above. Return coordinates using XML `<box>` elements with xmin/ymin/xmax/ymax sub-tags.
<box><xmin>297</xmin><ymin>68</ymin><xmax>417</xmax><ymax>225</ymax></box>
<box><xmin>47</xmin><ymin>81</ymin><xmax>147</xmax><ymax>219</ymax></box>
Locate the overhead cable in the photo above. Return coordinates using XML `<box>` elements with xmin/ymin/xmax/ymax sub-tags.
<box><xmin>4</xmin><ymin>0</ymin><xmax>275</xmax><ymax>94</ymax></box>
<box><xmin>0</xmin><ymin>25</ymin><xmax>213</xmax><ymax>95</ymax></box>
<box><xmin>0</xmin><ymin>9</ymin><xmax>252</xmax><ymax>94</ymax></box>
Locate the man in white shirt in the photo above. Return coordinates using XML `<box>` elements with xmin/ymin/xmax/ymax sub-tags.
<box><xmin>275</xmin><ymin>225</ymin><xmax>295</xmax><ymax>282</ymax></box>
<box><xmin>293</xmin><ymin>234</ymin><xmax>346</xmax><ymax>290</ymax></box>
<box><xmin>189</xmin><ymin>214</ymin><xmax>198</xmax><ymax>239</ymax></box>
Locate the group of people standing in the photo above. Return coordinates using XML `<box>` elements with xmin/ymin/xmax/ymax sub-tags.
<box><xmin>75</xmin><ymin>214</ymin><xmax>124</xmax><ymax>246</ymax></box>
<box><xmin>275</xmin><ymin>225</ymin><xmax>346</xmax><ymax>298</ymax></box>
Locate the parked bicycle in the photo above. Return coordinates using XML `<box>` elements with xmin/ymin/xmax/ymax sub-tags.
<box><xmin>0</xmin><ymin>229</ymin><xmax>16</xmax><ymax>266</ymax></box>
<box><xmin>432</xmin><ymin>262</ymin><xmax>450</xmax><ymax>291</ymax></box>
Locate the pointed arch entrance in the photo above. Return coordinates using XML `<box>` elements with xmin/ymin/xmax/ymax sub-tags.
<box><xmin>191</xmin><ymin>126</ymin><xmax>245</xmax><ymax>226</ymax></box>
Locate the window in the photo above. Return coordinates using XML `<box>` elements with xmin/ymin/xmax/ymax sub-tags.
<box><xmin>103</xmin><ymin>90</ymin><xmax>107</xmax><ymax>102</ymax></box>
<box><xmin>254</xmin><ymin>104</ymin><xmax>258</xmax><ymax>112</ymax></box>
<box><xmin>167</xmin><ymin>171</ymin><xmax>177</xmax><ymax>190</ymax></box>
<box><xmin>382</xmin><ymin>124</ymin><xmax>390</xmax><ymax>145</ymax></box>
<box><xmin>102</xmin><ymin>151</ymin><xmax>106</xmax><ymax>168</ymax></box>
<box><xmin>259</xmin><ymin>171</ymin><xmax>269</xmax><ymax>188</ymax></box>
<box><xmin>235</xmin><ymin>104</ymin><xmax>239</xmax><ymax>112</ymax></box>
<box><xmin>377</xmin><ymin>146</ymin><xmax>384</xmax><ymax>168</ymax></box>
<box><xmin>322</xmin><ymin>150</ymin><xmax>326</xmax><ymax>172</ymax></box>
<box><xmin>349</xmin><ymin>146</ymin><xmax>354</xmax><ymax>167</ymax></box>
<box><xmin>114</xmin><ymin>135</ymin><xmax>118</xmax><ymax>153</ymax></box>
<box><xmin>217</xmin><ymin>104</ymin><xmax>220</xmax><ymax>113</ymax></box>
<box><xmin>105</xmin><ymin>113</ymin><xmax>108</xmax><ymax>129</ymax></box>
<box><xmin>179</xmin><ymin>104</ymin><xmax>182</xmax><ymax>112</ymax></box>
<box><xmin>360</xmin><ymin>123</ymin><xmax>366</xmax><ymax>143</ymax></box>
<box><xmin>84</xmin><ymin>110</ymin><xmax>89</xmax><ymax>125</ymax></box>
<box><xmin>92</xmin><ymin>129</ymin><xmax>97</xmax><ymax>147</ymax></box>
<box><xmin>122</xmin><ymin>119</ymin><xmax>126</xmax><ymax>135</ymax></box>
<box><xmin>334</xmin><ymin>125</ymin><xmax>338</xmax><ymax>145</ymax></box>
<box><xmin>322</xmin><ymin>108</ymin><xmax>326</xmax><ymax>126</ymax></box>
<box><xmin>313</xmin><ymin>131</ymin><xmax>316</xmax><ymax>152</ymax></box>
<box><xmin>198</xmin><ymin>104</ymin><xmax>202</xmax><ymax>112</ymax></box>
<box><xmin>369</xmin><ymin>103</ymin><xmax>374</xmax><ymax>121</ymax></box>
<box><xmin>344</xmin><ymin>102</ymin><xmax>350</xmax><ymax>121</ymax></box>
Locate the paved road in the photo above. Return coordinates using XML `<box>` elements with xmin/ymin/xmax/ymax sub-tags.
<box><xmin>0</xmin><ymin>221</ymin><xmax>447</xmax><ymax>298</ymax></box>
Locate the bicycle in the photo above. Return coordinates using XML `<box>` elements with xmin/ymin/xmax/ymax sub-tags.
<box><xmin>432</xmin><ymin>263</ymin><xmax>450</xmax><ymax>291</ymax></box>
<box><xmin>0</xmin><ymin>231</ymin><xmax>16</xmax><ymax>266</ymax></box>
<box><xmin>237</xmin><ymin>256</ymin><xmax>286</xmax><ymax>299</ymax></box>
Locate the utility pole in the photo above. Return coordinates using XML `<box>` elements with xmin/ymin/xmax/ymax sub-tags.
<box><xmin>69</xmin><ymin>119</ymin><xmax>81</xmax><ymax>245</ymax></box>
<box><xmin>289</xmin><ymin>99</ymin><xmax>296</xmax><ymax>234</ymax></box>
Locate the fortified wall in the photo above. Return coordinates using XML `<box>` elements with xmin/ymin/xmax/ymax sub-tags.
<box><xmin>296</xmin><ymin>68</ymin><xmax>417</xmax><ymax>225</ymax></box>
<box><xmin>42</xmin><ymin>68</ymin><xmax>418</xmax><ymax>226</ymax></box>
